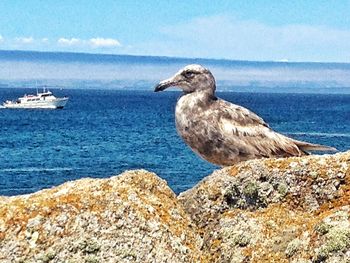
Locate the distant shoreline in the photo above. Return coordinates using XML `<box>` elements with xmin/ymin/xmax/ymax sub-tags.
<box><xmin>1</xmin><ymin>49</ymin><xmax>350</xmax><ymax>94</ymax></box>
<box><xmin>1</xmin><ymin>49</ymin><xmax>350</xmax><ymax>66</ymax></box>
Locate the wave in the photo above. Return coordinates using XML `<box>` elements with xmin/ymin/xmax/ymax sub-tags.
<box><xmin>0</xmin><ymin>187</ymin><xmax>43</xmax><ymax>196</ymax></box>
<box><xmin>287</xmin><ymin>132</ymin><xmax>350</xmax><ymax>138</ymax></box>
<box><xmin>0</xmin><ymin>167</ymin><xmax>74</xmax><ymax>173</ymax></box>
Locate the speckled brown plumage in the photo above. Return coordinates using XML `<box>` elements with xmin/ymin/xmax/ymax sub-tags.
<box><xmin>155</xmin><ymin>64</ymin><xmax>336</xmax><ymax>166</ymax></box>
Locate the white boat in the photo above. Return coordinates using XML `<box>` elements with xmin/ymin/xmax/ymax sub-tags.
<box><xmin>2</xmin><ymin>89</ymin><xmax>69</xmax><ymax>109</ymax></box>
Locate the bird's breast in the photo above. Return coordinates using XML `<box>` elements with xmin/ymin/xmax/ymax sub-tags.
<box><xmin>175</xmin><ymin>94</ymin><xmax>203</xmax><ymax>131</ymax></box>
<box><xmin>175</xmin><ymin>94</ymin><xmax>216</xmax><ymax>146</ymax></box>
<box><xmin>174</xmin><ymin>94</ymin><xmax>243</xmax><ymax>166</ymax></box>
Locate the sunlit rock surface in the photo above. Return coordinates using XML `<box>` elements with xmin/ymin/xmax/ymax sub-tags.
<box><xmin>1</xmin><ymin>151</ymin><xmax>349</xmax><ymax>262</ymax></box>
<box><xmin>179</xmin><ymin>151</ymin><xmax>350</xmax><ymax>262</ymax></box>
<box><xmin>0</xmin><ymin>170</ymin><xmax>202</xmax><ymax>263</ymax></box>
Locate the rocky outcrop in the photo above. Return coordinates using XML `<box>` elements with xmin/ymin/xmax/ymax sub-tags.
<box><xmin>0</xmin><ymin>170</ymin><xmax>202</xmax><ymax>263</ymax></box>
<box><xmin>179</xmin><ymin>151</ymin><xmax>350</xmax><ymax>262</ymax></box>
<box><xmin>0</xmin><ymin>151</ymin><xmax>349</xmax><ymax>262</ymax></box>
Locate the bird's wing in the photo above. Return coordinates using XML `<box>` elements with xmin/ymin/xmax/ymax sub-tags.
<box><xmin>215</xmin><ymin>100</ymin><xmax>270</xmax><ymax>127</ymax></box>
<box><xmin>210</xmin><ymin>99</ymin><xmax>303</xmax><ymax>158</ymax></box>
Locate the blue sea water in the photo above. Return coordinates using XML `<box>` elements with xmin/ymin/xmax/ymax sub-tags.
<box><xmin>0</xmin><ymin>88</ymin><xmax>349</xmax><ymax>196</ymax></box>
<box><xmin>0</xmin><ymin>50</ymin><xmax>350</xmax><ymax>196</ymax></box>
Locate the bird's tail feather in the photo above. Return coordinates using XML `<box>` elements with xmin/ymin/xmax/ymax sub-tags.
<box><xmin>292</xmin><ymin>139</ymin><xmax>337</xmax><ymax>152</ymax></box>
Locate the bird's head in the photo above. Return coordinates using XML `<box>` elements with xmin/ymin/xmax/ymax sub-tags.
<box><xmin>154</xmin><ymin>64</ymin><xmax>216</xmax><ymax>94</ymax></box>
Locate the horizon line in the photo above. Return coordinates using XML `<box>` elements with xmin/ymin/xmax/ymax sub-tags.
<box><xmin>1</xmin><ymin>49</ymin><xmax>349</xmax><ymax>66</ymax></box>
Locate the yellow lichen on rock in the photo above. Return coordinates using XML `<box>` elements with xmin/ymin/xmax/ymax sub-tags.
<box><xmin>0</xmin><ymin>170</ymin><xmax>202</xmax><ymax>263</ymax></box>
<box><xmin>179</xmin><ymin>151</ymin><xmax>350</xmax><ymax>262</ymax></box>
<box><xmin>1</xmin><ymin>151</ymin><xmax>349</xmax><ymax>262</ymax></box>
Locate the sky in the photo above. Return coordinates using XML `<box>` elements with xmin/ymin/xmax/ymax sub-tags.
<box><xmin>1</xmin><ymin>0</ymin><xmax>350</xmax><ymax>62</ymax></box>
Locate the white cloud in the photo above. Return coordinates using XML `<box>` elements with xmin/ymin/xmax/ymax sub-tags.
<box><xmin>89</xmin><ymin>38</ymin><xmax>121</xmax><ymax>48</ymax></box>
<box><xmin>56</xmin><ymin>37</ymin><xmax>121</xmax><ymax>50</ymax></box>
<box><xmin>15</xmin><ymin>37</ymin><xmax>34</xmax><ymax>44</ymax></box>
<box><xmin>57</xmin><ymin>37</ymin><xmax>81</xmax><ymax>46</ymax></box>
<box><xmin>141</xmin><ymin>15</ymin><xmax>350</xmax><ymax>62</ymax></box>
<box><xmin>0</xmin><ymin>35</ymin><xmax>122</xmax><ymax>51</ymax></box>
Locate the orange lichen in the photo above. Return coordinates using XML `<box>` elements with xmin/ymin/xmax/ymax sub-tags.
<box><xmin>211</xmin><ymin>189</ymin><xmax>350</xmax><ymax>262</ymax></box>
<box><xmin>264</xmin><ymin>157</ymin><xmax>296</xmax><ymax>171</ymax></box>
<box><xmin>229</xmin><ymin>166</ymin><xmax>239</xmax><ymax>176</ymax></box>
<box><xmin>1</xmin><ymin>152</ymin><xmax>349</xmax><ymax>262</ymax></box>
<box><xmin>317</xmin><ymin>171</ymin><xmax>350</xmax><ymax>214</ymax></box>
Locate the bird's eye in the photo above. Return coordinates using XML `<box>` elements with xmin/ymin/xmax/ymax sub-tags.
<box><xmin>183</xmin><ymin>71</ymin><xmax>195</xmax><ymax>79</ymax></box>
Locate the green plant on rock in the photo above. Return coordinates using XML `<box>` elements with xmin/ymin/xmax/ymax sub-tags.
<box><xmin>233</xmin><ymin>233</ymin><xmax>251</xmax><ymax>247</ymax></box>
<box><xmin>78</xmin><ymin>239</ymin><xmax>101</xmax><ymax>254</ymax></box>
<box><xmin>243</xmin><ymin>182</ymin><xmax>258</xmax><ymax>199</ymax></box>
<box><xmin>314</xmin><ymin>228</ymin><xmax>350</xmax><ymax>262</ymax></box>
<box><xmin>314</xmin><ymin>222</ymin><xmax>331</xmax><ymax>235</ymax></box>
<box><xmin>285</xmin><ymin>238</ymin><xmax>302</xmax><ymax>258</ymax></box>
<box><xmin>85</xmin><ymin>256</ymin><xmax>99</xmax><ymax>263</ymax></box>
<box><xmin>277</xmin><ymin>183</ymin><xmax>288</xmax><ymax>197</ymax></box>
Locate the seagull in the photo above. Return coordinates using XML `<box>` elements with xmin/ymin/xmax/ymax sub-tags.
<box><xmin>154</xmin><ymin>64</ymin><xmax>336</xmax><ymax>166</ymax></box>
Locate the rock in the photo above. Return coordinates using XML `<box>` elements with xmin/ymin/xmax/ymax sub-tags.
<box><xmin>1</xmin><ymin>151</ymin><xmax>349</xmax><ymax>262</ymax></box>
<box><xmin>0</xmin><ymin>170</ymin><xmax>202</xmax><ymax>263</ymax></box>
<box><xmin>178</xmin><ymin>151</ymin><xmax>350</xmax><ymax>262</ymax></box>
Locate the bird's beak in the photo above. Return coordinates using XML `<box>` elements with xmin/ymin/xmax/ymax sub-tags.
<box><xmin>154</xmin><ymin>76</ymin><xmax>178</xmax><ymax>92</ymax></box>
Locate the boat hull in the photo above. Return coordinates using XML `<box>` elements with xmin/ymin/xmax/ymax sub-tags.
<box><xmin>3</xmin><ymin>98</ymin><xmax>68</xmax><ymax>109</ymax></box>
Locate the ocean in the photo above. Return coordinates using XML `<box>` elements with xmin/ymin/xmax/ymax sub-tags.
<box><xmin>0</xmin><ymin>50</ymin><xmax>350</xmax><ymax>196</ymax></box>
